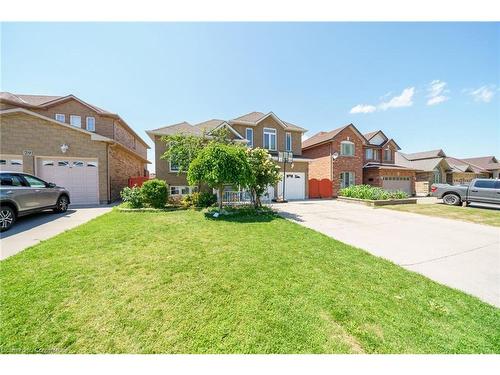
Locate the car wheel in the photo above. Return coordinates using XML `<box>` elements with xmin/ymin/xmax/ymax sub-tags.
<box><xmin>54</xmin><ymin>195</ymin><xmax>69</xmax><ymax>213</ymax></box>
<box><xmin>443</xmin><ymin>193</ymin><xmax>461</xmax><ymax>206</ymax></box>
<box><xmin>0</xmin><ymin>206</ymin><xmax>16</xmax><ymax>232</ymax></box>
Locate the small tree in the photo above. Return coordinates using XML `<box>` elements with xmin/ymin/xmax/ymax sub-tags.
<box><xmin>160</xmin><ymin>133</ymin><xmax>205</xmax><ymax>174</ymax></box>
<box><xmin>247</xmin><ymin>148</ymin><xmax>281</xmax><ymax>208</ymax></box>
<box><xmin>187</xmin><ymin>143</ymin><xmax>252</xmax><ymax>211</ymax></box>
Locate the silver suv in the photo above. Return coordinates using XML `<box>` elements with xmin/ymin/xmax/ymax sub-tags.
<box><xmin>0</xmin><ymin>172</ymin><xmax>70</xmax><ymax>232</ymax></box>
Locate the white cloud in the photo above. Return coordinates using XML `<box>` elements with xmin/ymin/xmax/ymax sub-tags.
<box><xmin>379</xmin><ymin>87</ymin><xmax>415</xmax><ymax>110</ymax></box>
<box><xmin>468</xmin><ymin>85</ymin><xmax>495</xmax><ymax>103</ymax></box>
<box><xmin>426</xmin><ymin>80</ymin><xmax>449</xmax><ymax>106</ymax></box>
<box><xmin>350</xmin><ymin>104</ymin><xmax>377</xmax><ymax>114</ymax></box>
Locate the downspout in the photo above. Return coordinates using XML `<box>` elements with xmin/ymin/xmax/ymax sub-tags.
<box><xmin>107</xmin><ymin>144</ymin><xmax>111</xmax><ymax>204</ymax></box>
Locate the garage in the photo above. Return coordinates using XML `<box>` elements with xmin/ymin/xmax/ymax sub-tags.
<box><xmin>0</xmin><ymin>155</ymin><xmax>24</xmax><ymax>172</ymax></box>
<box><xmin>277</xmin><ymin>172</ymin><xmax>306</xmax><ymax>200</ymax></box>
<box><xmin>382</xmin><ymin>176</ymin><xmax>412</xmax><ymax>194</ymax></box>
<box><xmin>37</xmin><ymin>157</ymin><xmax>99</xmax><ymax>205</ymax></box>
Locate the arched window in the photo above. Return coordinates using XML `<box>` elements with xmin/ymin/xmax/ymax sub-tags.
<box><xmin>340</xmin><ymin>141</ymin><xmax>355</xmax><ymax>156</ymax></box>
<box><xmin>433</xmin><ymin>167</ymin><xmax>441</xmax><ymax>183</ymax></box>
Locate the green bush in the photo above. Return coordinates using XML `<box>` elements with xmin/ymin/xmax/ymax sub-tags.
<box><xmin>339</xmin><ymin>184</ymin><xmax>409</xmax><ymax>200</ymax></box>
<box><xmin>120</xmin><ymin>186</ymin><xmax>144</xmax><ymax>208</ymax></box>
<box><xmin>181</xmin><ymin>191</ymin><xmax>217</xmax><ymax>208</ymax></box>
<box><xmin>141</xmin><ymin>179</ymin><xmax>168</xmax><ymax>208</ymax></box>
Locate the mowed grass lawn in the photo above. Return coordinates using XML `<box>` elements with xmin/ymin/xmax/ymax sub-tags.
<box><xmin>381</xmin><ymin>203</ymin><xmax>500</xmax><ymax>227</ymax></box>
<box><xmin>1</xmin><ymin>210</ymin><xmax>499</xmax><ymax>354</ymax></box>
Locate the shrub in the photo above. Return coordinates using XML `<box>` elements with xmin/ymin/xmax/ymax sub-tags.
<box><xmin>339</xmin><ymin>185</ymin><xmax>409</xmax><ymax>200</ymax></box>
<box><xmin>181</xmin><ymin>192</ymin><xmax>217</xmax><ymax>208</ymax></box>
<box><xmin>120</xmin><ymin>186</ymin><xmax>144</xmax><ymax>208</ymax></box>
<box><xmin>141</xmin><ymin>179</ymin><xmax>168</xmax><ymax>208</ymax></box>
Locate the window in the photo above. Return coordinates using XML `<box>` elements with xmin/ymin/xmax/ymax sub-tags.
<box><xmin>23</xmin><ymin>174</ymin><xmax>47</xmax><ymax>188</ymax></box>
<box><xmin>169</xmin><ymin>160</ymin><xmax>179</xmax><ymax>172</ymax></box>
<box><xmin>340</xmin><ymin>172</ymin><xmax>355</xmax><ymax>189</ymax></box>
<box><xmin>87</xmin><ymin>161</ymin><xmax>98</xmax><ymax>167</ymax></box>
<box><xmin>383</xmin><ymin>149</ymin><xmax>392</xmax><ymax>161</ymax></box>
<box><xmin>58</xmin><ymin>161</ymin><xmax>69</xmax><ymax>167</ymax></box>
<box><xmin>246</xmin><ymin>128</ymin><xmax>254</xmax><ymax>148</ymax></box>
<box><xmin>55</xmin><ymin>114</ymin><xmax>65</xmax><ymax>122</ymax></box>
<box><xmin>433</xmin><ymin>168</ymin><xmax>441</xmax><ymax>183</ymax></box>
<box><xmin>72</xmin><ymin>161</ymin><xmax>84</xmax><ymax>167</ymax></box>
<box><xmin>0</xmin><ymin>160</ymin><xmax>5</xmax><ymax>165</ymax></box>
<box><xmin>42</xmin><ymin>160</ymin><xmax>54</xmax><ymax>166</ymax></box>
<box><xmin>263</xmin><ymin>128</ymin><xmax>277</xmax><ymax>151</ymax></box>
<box><xmin>474</xmin><ymin>180</ymin><xmax>495</xmax><ymax>188</ymax></box>
<box><xmin>373</xmin><ymin>150</ymin><xmax>379</xmax><ymax>160</ymax></box>
<box><xmin>10</xmin><ymin>159</ymin><xmax>22</xmax><ymax>166</ymax></box>
<box><xmin>285</xmin><ymin>132</ymin><xmax>292</xmax><ymax>152</ymax></box>
<box><xmin>1</xmin><ymin>174</ymin><xmax>26</xmax><ymax>186</ymax></box>
<box><xmin>86</xmin><ymin>117</ymin><xmax>95</xmax><ymax>131</ymax></box>
<box><xmin>170</xmin><ymin>186</ymin><xmax>196</xmax><ymax>196</ymax></box>
<box><xmin>70</xmin><ymin>115</ymin><xmax>81</xmax><ymax>127</ymax></box>
<box><xmin>340</xmin><ymin>141</ymin><xmax>354</xmax><ymax>156</ymax></box>
<box><xmin>365</xmin><ymin>148</ymin><xmax>373</xmax><ymax>159</ymax></box>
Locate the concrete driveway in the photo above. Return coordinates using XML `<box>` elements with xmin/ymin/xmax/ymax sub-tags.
<box><xmin>0</xmin><ymin>205</ymin><xmax>113</xmax><ymax>260</ymax></box>
<box><xmin>272</xmin><ymin>200</ymin><xmax>500</xmax><ymax>307</ymax></box>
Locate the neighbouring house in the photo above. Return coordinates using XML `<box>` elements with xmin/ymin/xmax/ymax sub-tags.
<box><xmin>302</xmin><ymin>124</ymin><xmax>416</xmax><ymax>197</ymax></box>
<box><xmin>461</xmin><ymin>156</ymin><xmax>500</xmax><ymax>179</ymax></box>
<box><xmin>0</xmin><ymin>92</ymin><xmax>150</xmax><ymax>204</ymax></box>
<box><xmin>395</xmin><ymin>149</ymin><xmax>491</xmax><ymax>195</ymax></box>
<box><xmin>147</xmin><ymin>111</ymin><xmax>310</xmax><ymax>200</ymax></box>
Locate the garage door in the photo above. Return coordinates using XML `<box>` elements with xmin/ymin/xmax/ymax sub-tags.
<box><xmin>0</xmin><ymin>155</ymin><xmax>24</xmax><ymax>172</ymax></box>
<box><xmin>37</xmin><ymin>158</ymin><xmax>99</xmax><ymax>205</ymax></box>
<box><xmin>382</xmin><ymin>176</ymin><xmax>412</xmax><ymax>194</ymax></box>
<box><xmin>277</xmin><ymin>172</ymin><xmax>306</xmax><ymax>200</ymax></box>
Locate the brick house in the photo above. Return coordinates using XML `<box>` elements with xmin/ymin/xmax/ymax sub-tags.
<box><xmin>0</xmin><ymin>92</ymin><xmax>150</xmax><ymax>204</ymax></box>
<box><xmin>147</xmin><ymin>112</ymin><xmax>310</xmax><ymax>200</ymax></box>
<box><xmin>302</xmin><ymin>124</ymin><xmax>416</xmax><ymax>197</ymax></box>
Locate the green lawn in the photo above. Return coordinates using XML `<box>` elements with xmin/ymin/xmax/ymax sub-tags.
<box><xmin>381</xmin><ymin>203</ymin><xmax>500</xmax><ymax>227</ymax></box>
<box><xmin>1</xmin><ymin>209</ymin><xmax>499</xmax><ymax>354</ymax></box>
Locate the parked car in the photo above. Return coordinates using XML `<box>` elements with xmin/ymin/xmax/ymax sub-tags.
<box><xmin>0</xmin><ymin>172</ymin><xmax>70</xmax><ymax>232</ymax></box>
<box><xmin>431</xmin><ymin>178</ymin><xmax>500</xmax><ymax>206</ymax></box>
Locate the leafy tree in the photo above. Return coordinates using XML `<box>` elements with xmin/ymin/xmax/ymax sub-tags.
<box><xmin>246</xmin><ymin>148</ymin><xmax>281</xmax><ymax>208</ymax></box>
<box><xmin>160</xmin><ymin>133</ymin><xmax>205</xmax><ymax>174</ymax></box>
<box><xmin>187</xmin><ymin>143</ymin><xmax>253</xmax><ymax>211</ymax></box>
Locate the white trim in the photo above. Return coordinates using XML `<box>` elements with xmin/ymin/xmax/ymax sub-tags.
<box><xmin>55</xmin><ymin>113</ymin><xmax>65</xmax><ymax>122</ymax></box>
<box><xmin>86</xmin><ymin>116</ymin><xmax>96</xmax><ymax>132</ymax></box>
<box><xmin>209</xmin><ymin>121</ymin><xmax>245</xmax><ymax>140</ymax></box>
<box><xmin>340</xmin><ymin>140</ymin><xmax>355</xmax><ymax>156</ymax></box>
<box><xmin>169</xmin><ymin>185</ymin><xmax>198</xmax><ymax>196</ymax></box>
<box><xmin>271</xmin><ymin>156</ymin><xmax>311</xmax><ymax>163</ymax></box>
<box><xmin>69</xmin><ymin>115</ymin><xmax>82</xmax><ymax>128</ymax></box>
<box><xmin>0</xmin><ymin>108</ymin><xmax>112</xmax><ymax>143</ymax></box>
<box><xmin>285</xmin><ymin>132</ymin><xmax>292</xmax><ymax>152</ymax></box>
<box><xmin>169</xmin><ymin>160</ymin><xmax>180</xmax><ymax>172</ymax></box>
<box><xmin>263</xmin><ymin>127</ymin><xmax>277</xmax><ymax>151</ymax></box>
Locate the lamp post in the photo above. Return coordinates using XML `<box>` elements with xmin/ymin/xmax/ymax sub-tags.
<box><xmin>278</xmin><ymin>151</ymin><xmax>293</xmax><ymax>203</ymax></box>
<box><xmin>331</xmin><ymin>151</ymin><xmax>339</xmax><ymax>196</ymax></box>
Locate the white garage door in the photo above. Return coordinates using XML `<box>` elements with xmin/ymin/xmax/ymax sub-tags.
<box><xmin>277</xmin><ymin>172</ymin><xmax>306</xmax><ymax>200</ymax></box>
<box><xmin>0</xmin><ymin>155</ymin><xmax>24</xmax><ymax>172</ymax></box>
<box><xmin>37</xmin><ymin>158</ymin><xmax>99</xmax><ymax>205</ymax></box>
<box><xmin>382</xmin><ymin>176</ymin><xmax>412</xmax><ymax>194</ymax></box>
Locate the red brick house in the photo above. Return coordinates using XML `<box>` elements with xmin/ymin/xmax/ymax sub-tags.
<box><xmin>302</xmin><ymin>124</ymin><xmax>416</xmax><ymax>197</ymax></box>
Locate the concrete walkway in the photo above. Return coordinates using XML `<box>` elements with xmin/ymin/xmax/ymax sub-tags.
<box><xmin>272</xmin><ymin>200</ymin><xmax>500</xmax><ymax>307</ymax></box>
<box><xmin>0</xmin><ymin>205</ymin><xmax>113</xmax><ymax>260</ymax></box>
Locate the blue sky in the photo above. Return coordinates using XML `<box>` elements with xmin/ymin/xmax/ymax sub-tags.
<box><xmin>1</xmin><ymin>22</ymin><xmax>498</xmax><ymax>171</ymax></box>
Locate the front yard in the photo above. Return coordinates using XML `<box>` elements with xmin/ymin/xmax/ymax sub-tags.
<box><xmin>381</xmin><ymin>203</ymin><xmax>500</xmax><ymax>227</ymax></box>
<box><xmin>1</xmin><ymin>209</ymin><xmax>498</xmax><ymax>353</ymax></box>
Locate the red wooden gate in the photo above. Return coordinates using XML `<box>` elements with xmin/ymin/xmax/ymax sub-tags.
<box><xmin>308</xmin><ymin>178</ymin><xmax>332</xmax><ymax>199</ymax></box>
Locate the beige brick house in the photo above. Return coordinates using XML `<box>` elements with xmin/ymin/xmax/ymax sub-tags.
<box><xmin>0</xmin><ymin>92</ymin><xmax>150</xmax><ymax>204</ymax></box>
<box><xmin>303</xmin><ymin>124</ymin><xmax>416</xmax><ymax>197</ymax></box>
<box><xmin>147</xmin><ymin>111</ymin><xmax>310</xmax><ymax>200</ymax></box>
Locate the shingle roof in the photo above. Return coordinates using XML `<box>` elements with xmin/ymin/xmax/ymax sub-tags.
<box><xmin>194</xmin><ymin>119</ymin><xmax>226</xmax><ymax>132</ymax></box>
<box><xmin>148</xmin><ymin>122</ymin><xmax>201</xmax><ymax>137</ymax></box>
<box><xmin>402</xmin><ymin>149</ymin><xmax>446</xmax><ymax>160</ymax></box>
<box><xmin>302</xmin><ymin>125</ymin><xmax>352</xmax><ymax>149</ymax></box>
<box><xmin>461</xmin><ymin>156</ymin><xmax>500</xmax><ymax>170</ymax></box>
<box><xmin>395</xmin><ymin>152</ymin><xmax>448</xmax><ymax>172</ymax></box>
<box><xmin>0</xmin><ymin>92</ymin><xmax>62</xmax><ymax>106</ymax></box>
<box><xmin>363</xmin><ymin>131</ymin><xmax>379</xmax><ymax>140</ymax></box>
<box><xmin>231</xmin><ymin>111</ymin><xmax>307</xmax><ymax>132</ymax></box>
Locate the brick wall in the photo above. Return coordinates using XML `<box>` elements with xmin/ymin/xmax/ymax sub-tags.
<box><xmin>108</xmin><ymin>145</ymin><xmax>145</xmax><ymax>201</ymax></box>
<box><xmin>154</xmin><ymin>135</ymin><xmax>189</xmax><ymax>186</ymax></box>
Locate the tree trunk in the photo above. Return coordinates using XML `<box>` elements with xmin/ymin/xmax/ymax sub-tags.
<box><xmin>218</xmin><ymin>185</ymin><xmax>223</xmax><ymax>211</ymax></box>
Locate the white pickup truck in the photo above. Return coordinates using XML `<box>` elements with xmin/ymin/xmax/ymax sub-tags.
<box><xmin>430</xmin><ymin>178</ymin><xmax>500</xmax><ymax>206</ymax></box>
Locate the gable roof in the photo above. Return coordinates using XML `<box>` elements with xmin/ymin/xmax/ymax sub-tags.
<box><xmin>402</xmin><ymin>149</ymin><xmax>447</xmax><ymax>160</ymax></box>
<box><xmin>146</xmin><ymin>122</ymin><xmax>202</xmax><ymax>140</ymax></box>
<box><xmin>363</xmin><ymin>130</ymin><xmax>389</xmax><ymax>145</ymax></box>
<box><xmin>302</xmin><ymin>123</ymin><xmax>367</xmax><ymax>150</ymax></box>
<box><xmin>194</xmin><ymin>119</ymin><xmax>226</xmax><ymax>132</ymax></box>
<box><xmin>229</xmin><ymin>111</ymin><xmax>307</xmax><ymax>132</ymax></box>
<box><xmin>445</xmin><ymin>157</ymin><xmax>476</xmax><ymax>173</ymax></box>
<box><xmin>461</xmin><ymin>156</ymin><xmax>500</xmax><ymax>170</ymax></box>
<box><xmin>395</xmin><ymin>152</ymin><xmax>450</xmax><ymax>172</ymax></box>
<box><xmin>0</xmin><ymin>92</ymin><xmax>149</xmax><ymax>148</ymax></box>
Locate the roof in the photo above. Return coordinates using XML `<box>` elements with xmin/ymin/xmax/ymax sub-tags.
<box><xmin>194</xmin><ymin>119</ymin><xmax>226</xmax><ymax>132</ymax></box>
<box><xmin>230</xmin><ymin>111</ymin><xmax>307</xmax><ymax>132</ymax></box>
<box><xmin>363</xmin><ymin>131</ymin><xmax>379</xmax><ymax>140</ymax></box>
<box><xmin>0</xmin><ymin>92</ymin><xmax>149</xmax><ymax>148</ymax></box>
<box><xmin>461</xmin><ymin>156</ymin><xmax>500</xmax><ymax>171</ymax></box>
<box><xmin>302</xmin><ymin>123</ymin><xmax>367</xmax><ymax>149</ymax></box>
<box><xmin>147</xmin><ymin>122</ymin><xmax>201</xmax><ymax>139</ymax></box>
<box><xmin>395</xmin><ymin>152</ymin><xmax>449</xmax><ymax>172</ymax></box>
<box><xmin>363</xmin><ymin>162</ymin><xmax>417</xmax><ymax>171</ymax></box>
<box><xmin>402</xmin><ymin>149</ymin><xmax>446</xmax><ymax>160</ymax></box>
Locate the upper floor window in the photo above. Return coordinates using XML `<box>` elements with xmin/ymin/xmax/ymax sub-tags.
<box><xmin>86</xmin><ymin>117</ymin><xmax>96</xmax><ymax>132</ymax></box>
<box><xmin>263</xmin><ymin>128</ymin><xmax>277</xmax><ymax>151</ymax></box>
<box><xmin>285</xmin><ymin>132</ymin><xmax>292</xmax><ymax>152</ymax></box>
<box><xmin>55</xmin><ymin>113</ymin><xmax>65</xmax><ymax>123</ymax></box>
<box><xmin>169</xmin><ymin>160</ymin><xmax>180</xmax><ymax>173</ymax></box>
<box><xmin>70</xmin><ymin>115</ymin><xmax>81</xmax><ymax>128</ymax></box>
<box><xmin>383</xmin><ymin>148</ymin><xmax>392</xmax><ymax>161</ymax></box>
<box><xmin>246</xmin><ymin>128</ymin><xmax>254</xmax><ymax>148</ymax></box>
<box><xmin>365</xmin><ymin>148</ymin><xmax>373</xmax><ymax>159</ymax></box>
<box><xmin>340</xmin><ymin>141</ymin><xmax>354</xmax><ymax>156</ymax></box>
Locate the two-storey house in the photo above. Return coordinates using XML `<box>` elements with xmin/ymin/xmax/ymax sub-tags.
<box><xmin>0</xmin><ymin>92</ymin><xmax>150</xmax><ymax>204</ymax></box>
<box><xmin>147</xmin><ymin>111</ymin><xmax>310</xmax><ymax>200</ymax></box>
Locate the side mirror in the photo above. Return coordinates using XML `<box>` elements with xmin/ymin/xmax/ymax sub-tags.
<box><xmin>47</xmin><ymin>182</ymin><xmax>57</xmax><ymax>188</ymax></box>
